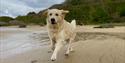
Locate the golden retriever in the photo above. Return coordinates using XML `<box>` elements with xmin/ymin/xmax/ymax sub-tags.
<box><xmin>44</xmin><ymin>9</ymin><xmax>76</xmax><ymax>61</ymax></box>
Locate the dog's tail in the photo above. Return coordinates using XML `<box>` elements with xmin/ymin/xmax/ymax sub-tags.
<box><xmin>71</xmin><ymin>19</ymin><xmax>76</xmax><ymax>29</ymax></box>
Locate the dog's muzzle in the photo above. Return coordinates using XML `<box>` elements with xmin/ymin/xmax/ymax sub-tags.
<box><xmin>51</xmin><ymin>18</ymin><xmax>56</xmax><ymax>24</ymax></box>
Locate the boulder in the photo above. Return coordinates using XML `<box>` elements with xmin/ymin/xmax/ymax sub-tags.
<box><xmin>19</xmin><ymin>24</ymin><xmax>27</xmax><ymax>28</ymax></box>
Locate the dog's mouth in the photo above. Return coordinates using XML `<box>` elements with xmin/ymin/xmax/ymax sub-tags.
<box><xmin>51</xmin><ymin>21</ymin><xmax>57</xmax><ymax>24</ymax></box>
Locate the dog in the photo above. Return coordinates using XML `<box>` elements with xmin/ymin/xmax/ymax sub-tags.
<box><xmin>44</xmin><ymin>9</ymin><xmax>76</xmax><ymax>61</ymax></box>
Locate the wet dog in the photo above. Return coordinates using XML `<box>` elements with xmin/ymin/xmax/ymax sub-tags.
<box><xmin>44</xmin><ymin>9</ymin><xmax>76</xmax><ymax>61</ymax></box>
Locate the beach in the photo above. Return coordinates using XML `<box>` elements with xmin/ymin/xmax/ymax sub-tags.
<box><xmin>0</xmin><ymin>25</ymin><xmax>125</xmax><ymax>63</ymax></box>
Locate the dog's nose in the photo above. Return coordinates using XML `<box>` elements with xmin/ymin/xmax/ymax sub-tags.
<box><xmin>51</xmin><ymin>18</ymin><xmax>56</xmax><ymax>24</ymax></box>
<box><xmin>51</xmin><ymin>18</ymin><xmax>55</xmax><ymax>22</ymax></box>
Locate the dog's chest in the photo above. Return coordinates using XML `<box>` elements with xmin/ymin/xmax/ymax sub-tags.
<box><xmin>51</xmin><ymin>30</ymin><xmax>68</xmax><ymax>40</ymax></box>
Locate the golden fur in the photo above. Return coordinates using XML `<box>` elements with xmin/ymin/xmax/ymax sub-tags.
<box><xmin>45</xmin><ymin>9</ymin><xmax>76</xmax><ymax>61</ymax></box>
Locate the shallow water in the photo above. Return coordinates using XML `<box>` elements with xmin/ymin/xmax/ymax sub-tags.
<box><xmin>0</xmin><ymin>27</ymin><xmax>49</xmax><ymax>58</ymax></box>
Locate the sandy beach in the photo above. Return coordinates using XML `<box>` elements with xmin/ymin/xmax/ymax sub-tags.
<box><xmin>0</xmin><ymin>25</ymin><xmax>125</xmax><ymax>63</ymax></box>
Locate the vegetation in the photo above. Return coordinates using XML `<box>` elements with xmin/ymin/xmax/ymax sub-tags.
<box><xmin>0</xmin><ymin>0</ymin><xmax>125</xmax><ymax>26</ymax></box>
<box><xmin>15</xmin><ymin>15</ymin><xmax>46</xmax><ymax>25</ymax></box>
<box><xmin>0</xmin><ymin>16</ymin><xmax>14</xmax><ymax>22</ymax></box>
<box><xmin>55</xmin><ymin>0</ymin><xmax>125</xmax><ymax>25</ymax></box>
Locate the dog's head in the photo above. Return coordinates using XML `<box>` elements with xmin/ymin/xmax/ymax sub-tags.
<box><xmin>43</xmin><ymin>9</ymin><xmax>69</xmax><ymax>24</ymax></box>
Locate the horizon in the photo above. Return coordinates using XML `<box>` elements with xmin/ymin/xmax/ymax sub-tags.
<box><xmin>0</xmin><ymin>0</ymin><xmax>64</xmax><ymax>18</ymax></box>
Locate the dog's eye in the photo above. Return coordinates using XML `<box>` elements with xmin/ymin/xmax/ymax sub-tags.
<box><xmin>49</xmin><ymin>13</ymin><xmax>52</xmax><ymax>16</ymax></box>
<box><xmin>55</xmin><ymin>13</ymin><xmax>58</xmax><ymax>16</ymax></box>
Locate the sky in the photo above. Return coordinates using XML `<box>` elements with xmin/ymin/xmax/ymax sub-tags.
<box><xmin>0</xmin><ymin>0</ymin><xmax>64</xmax><ymax>18</ymax></box>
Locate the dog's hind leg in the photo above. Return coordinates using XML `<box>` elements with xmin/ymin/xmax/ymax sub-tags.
<box><xmin>51</xmin><ymin>40</ymin><xmax>63</xmax><ymax>61</ymax></box>
<box><xmin>65</xmin><ymin>35</ymin><xmax>75</xmax><ymax>56</ymax></box>
<box><xmin>65</xmin><ymin>40</ymin><xmax>73</xmax><ymax>56</ymax></box>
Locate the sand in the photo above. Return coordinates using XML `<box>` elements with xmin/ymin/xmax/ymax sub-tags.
<box><xmin>0</xmin><ymin>25</ymin><xmax>125</xmax><ymax>63</ymax></box>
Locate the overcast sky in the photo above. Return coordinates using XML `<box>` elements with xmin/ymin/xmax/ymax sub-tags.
<box><xmin>0</xmin><ymin>0</ymin><xmax>64</xmax><ymax>18</ymax></box>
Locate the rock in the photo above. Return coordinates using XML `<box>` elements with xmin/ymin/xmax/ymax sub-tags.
<box><xmin>19</xmin><ymin>24</ymin><xmax>27</xmax><ymax>28</ymax></box>
<box><xmin>94</xmin><ymin>24</ymin><xmax>114</xmax><ymax>28</ymax></box>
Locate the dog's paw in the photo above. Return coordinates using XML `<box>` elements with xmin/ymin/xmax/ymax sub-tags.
<box><xmin>51</xmin><ymin>55</ymin><xmax>56</xmax><ymax>61</ymax></box>
<box><xmin>65</xmin><ymin>53</ymin><xmax>69</xmax><ymax>56</ymax></box>
<box><xmin>69</xmin><ymin>47</ymin><xmax>74</xmax><ymax>52</ymax></box>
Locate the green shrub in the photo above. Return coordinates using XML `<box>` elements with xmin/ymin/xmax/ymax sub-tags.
<box><xmin>15</xmin><ymin>15</ymin><xmax>46</xmax><ymax>25</ymax></box>
<box><xmin>0</xmin><ymin>16</ymin><xmax>14</xmax><ymax>22</ymax></box>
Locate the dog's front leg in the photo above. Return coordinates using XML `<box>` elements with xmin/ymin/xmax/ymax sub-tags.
<box><xmin>51</xmin><ymin>40</ymin><xmax>63</xmax><ymax>61</ymax></box>
<box><xmin>50</xmin><ymin>38</ymin><xmax>56</xmax><ymax>51</ymax></box>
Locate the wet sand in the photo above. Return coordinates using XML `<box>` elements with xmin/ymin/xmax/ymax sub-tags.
<box><xmin>0</xmin><ymin>26</ymin><xmax>125</xmax><ymax>63</ymax></box>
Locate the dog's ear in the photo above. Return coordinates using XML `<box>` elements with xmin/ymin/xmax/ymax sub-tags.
<box><xmin>42</xmin><ymin>9</ymin><xmax>49</xmax><ymax>16</ymax></box>
<box><xmin>61</xmin><ymin>10</ymin><xmax>69</xmax><ymax>14</ymax></box>
<box><xmin>61</xmin><ymin>10</ymin><xmax>69</xmax><ymax>18</ymax></box>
